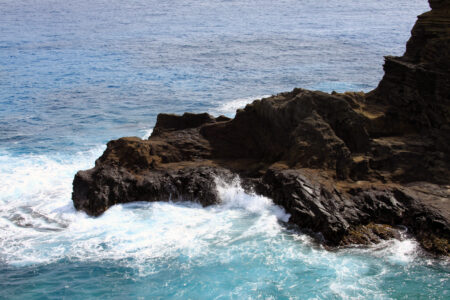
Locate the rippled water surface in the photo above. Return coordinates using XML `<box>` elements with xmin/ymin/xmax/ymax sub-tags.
<box><xmin>1</xmin><ymin>0</ymin><xmax>448</xmax><ymax>299</ymax></box>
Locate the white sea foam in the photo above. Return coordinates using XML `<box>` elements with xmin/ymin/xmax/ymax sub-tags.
<box><xmin>372</xmin><ymin>236</ymin><xmax>419</xmax><ymax>263</ymax></box>
<box><xmin>0</xmin><ymin>147</ymin><xmax>103</xmax><ymax>215</ymax></box>
<box><xmin>216</xmin><ymin>177</ymin><xmax>290</xmax><ymax>223</ymax></box>
<box><xmin>0</xmin><ymin>147</ymin><xmax>104</xmax><ymax>264</ymax></box>
<box><xmin>213</xmin><ymin>95</ymin><xmax>271</xmax><ymax>117</ymax></box>
<box><xmin>140</xmin><ymin>128</ymin><xmax>153</xmax><ymax>139</ymax></box>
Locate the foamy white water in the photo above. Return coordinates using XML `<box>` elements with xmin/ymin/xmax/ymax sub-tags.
<box><xmin>213</xmin><ymin>95</ymin><xmax>272</xmax><ymax>117</ymax></box>
<box><xmin>140</xmin><ymin>128</ymin><xmax>153</xmax><ymax>139</ymax></box>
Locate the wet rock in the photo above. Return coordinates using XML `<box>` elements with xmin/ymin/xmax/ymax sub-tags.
<box><xmin>73</xmin><ymin>164</ymin><xmax>234</xmax><ymax>216</ymax></box>
<box><xmin>340</xmin><ymin>223</ymin><xmax>400</xmax><ymax>246</ymax></box>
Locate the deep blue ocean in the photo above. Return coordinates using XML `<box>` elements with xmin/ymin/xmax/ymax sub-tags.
<box><xmin>1</xmin><ymin>0</ymin><xmax>449</xmax><ymax>299</ymax></box>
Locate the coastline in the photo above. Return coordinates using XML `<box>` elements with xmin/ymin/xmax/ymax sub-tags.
<box><xmin>73</xmin><ymin>0</ymin><xmax>449</xmax><ymax>256</ymax></box>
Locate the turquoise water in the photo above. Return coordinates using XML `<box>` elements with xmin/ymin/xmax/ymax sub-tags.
<box><xmin>0</xmin><ymin>0</ymin><xmax>448</xmax><ymax>298</ymax></box>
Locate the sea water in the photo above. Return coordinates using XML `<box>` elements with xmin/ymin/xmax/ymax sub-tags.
<box><xmin>0</xmin><ymin>0</ymin><xmax>448</xmax><ymax>299</ymax></box>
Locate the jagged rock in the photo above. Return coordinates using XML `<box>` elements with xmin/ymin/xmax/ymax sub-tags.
<box><xmin>368</xmin><ymin>0</ymin><xmax>450</xmax><ymax>130</ymax></box>
<box><xmin>341</xmin><ymin>223</ymin><xmax>400</xmax><ymax>246</ymax></box>
<box><xmin>73</xmin><ymin>165</ymin><xmax>234</xmax><ymax>216</ymax></box>
<box><xmin>73</xmin><ymin>0</ymin><xmax>450</xmax><ymax>255</ymax></box>
<box><xmin>252</xmin><ymin>167</ymin><xmax>449</xmax><ymax>253</ymax></box>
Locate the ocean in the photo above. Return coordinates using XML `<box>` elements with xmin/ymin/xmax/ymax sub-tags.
<box><xmin>0</xmin><ymin>0</ymin><xmax>448</xmax><ymax>298</ymax></box>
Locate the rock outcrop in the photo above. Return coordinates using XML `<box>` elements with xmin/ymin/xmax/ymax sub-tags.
<box><xmin>73</xmin><ymin>0</ymin><xmax>450</xmax><ymax>255</ymax></box>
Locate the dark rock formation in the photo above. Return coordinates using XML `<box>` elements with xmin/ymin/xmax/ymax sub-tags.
<box><xmin>368</xmin><ymin>0</ymin><xmax>450</xmax><ymax>133</ymax></box>
<box><xmin>73</xmin><ymin>0</ymin><xmax>450</xmax><ymax>255</ymax></box>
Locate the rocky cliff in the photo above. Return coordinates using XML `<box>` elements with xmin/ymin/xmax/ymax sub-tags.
<box><xmin>73</xmin><ymin>0</ymin><xmax>450</xmax><ymax>255</ymax></box>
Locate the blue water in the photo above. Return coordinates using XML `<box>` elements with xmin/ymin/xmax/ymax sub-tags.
<box><xmin>1</xmin><ymin>0</ymin><xmax>448</xmax><ymax>298</ymax></box>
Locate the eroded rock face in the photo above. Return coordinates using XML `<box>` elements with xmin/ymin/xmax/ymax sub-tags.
<box><xmin>73</xmin><ymin>164</ymin><xmax>234</xmax><ymax>216</ymax></box>
<box><xmin>73</xmin><ymin>0</ymin><xmax>450</xmax><ymax>255</ymax></box>
<box><xmin>253</xmin><ymin>168</ymin><xmax>449</xmax><ymax>252</ymax></box>
<box><xmin>368</xmin><ymin>0</ymin><xmax>450</xmax><ymax>131</ymax></box>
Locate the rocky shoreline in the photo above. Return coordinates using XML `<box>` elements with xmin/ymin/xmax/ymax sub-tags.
<box><xmin>72</xmin><ymin>0</ymin><xmax>449</xmax><ymax>255</ymax></box>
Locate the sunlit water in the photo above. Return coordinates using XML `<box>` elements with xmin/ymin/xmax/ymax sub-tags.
<box><xmin>1</xmin><ymin>0</ymin><xmax>448</xmax><ymax>298</ymax></box>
